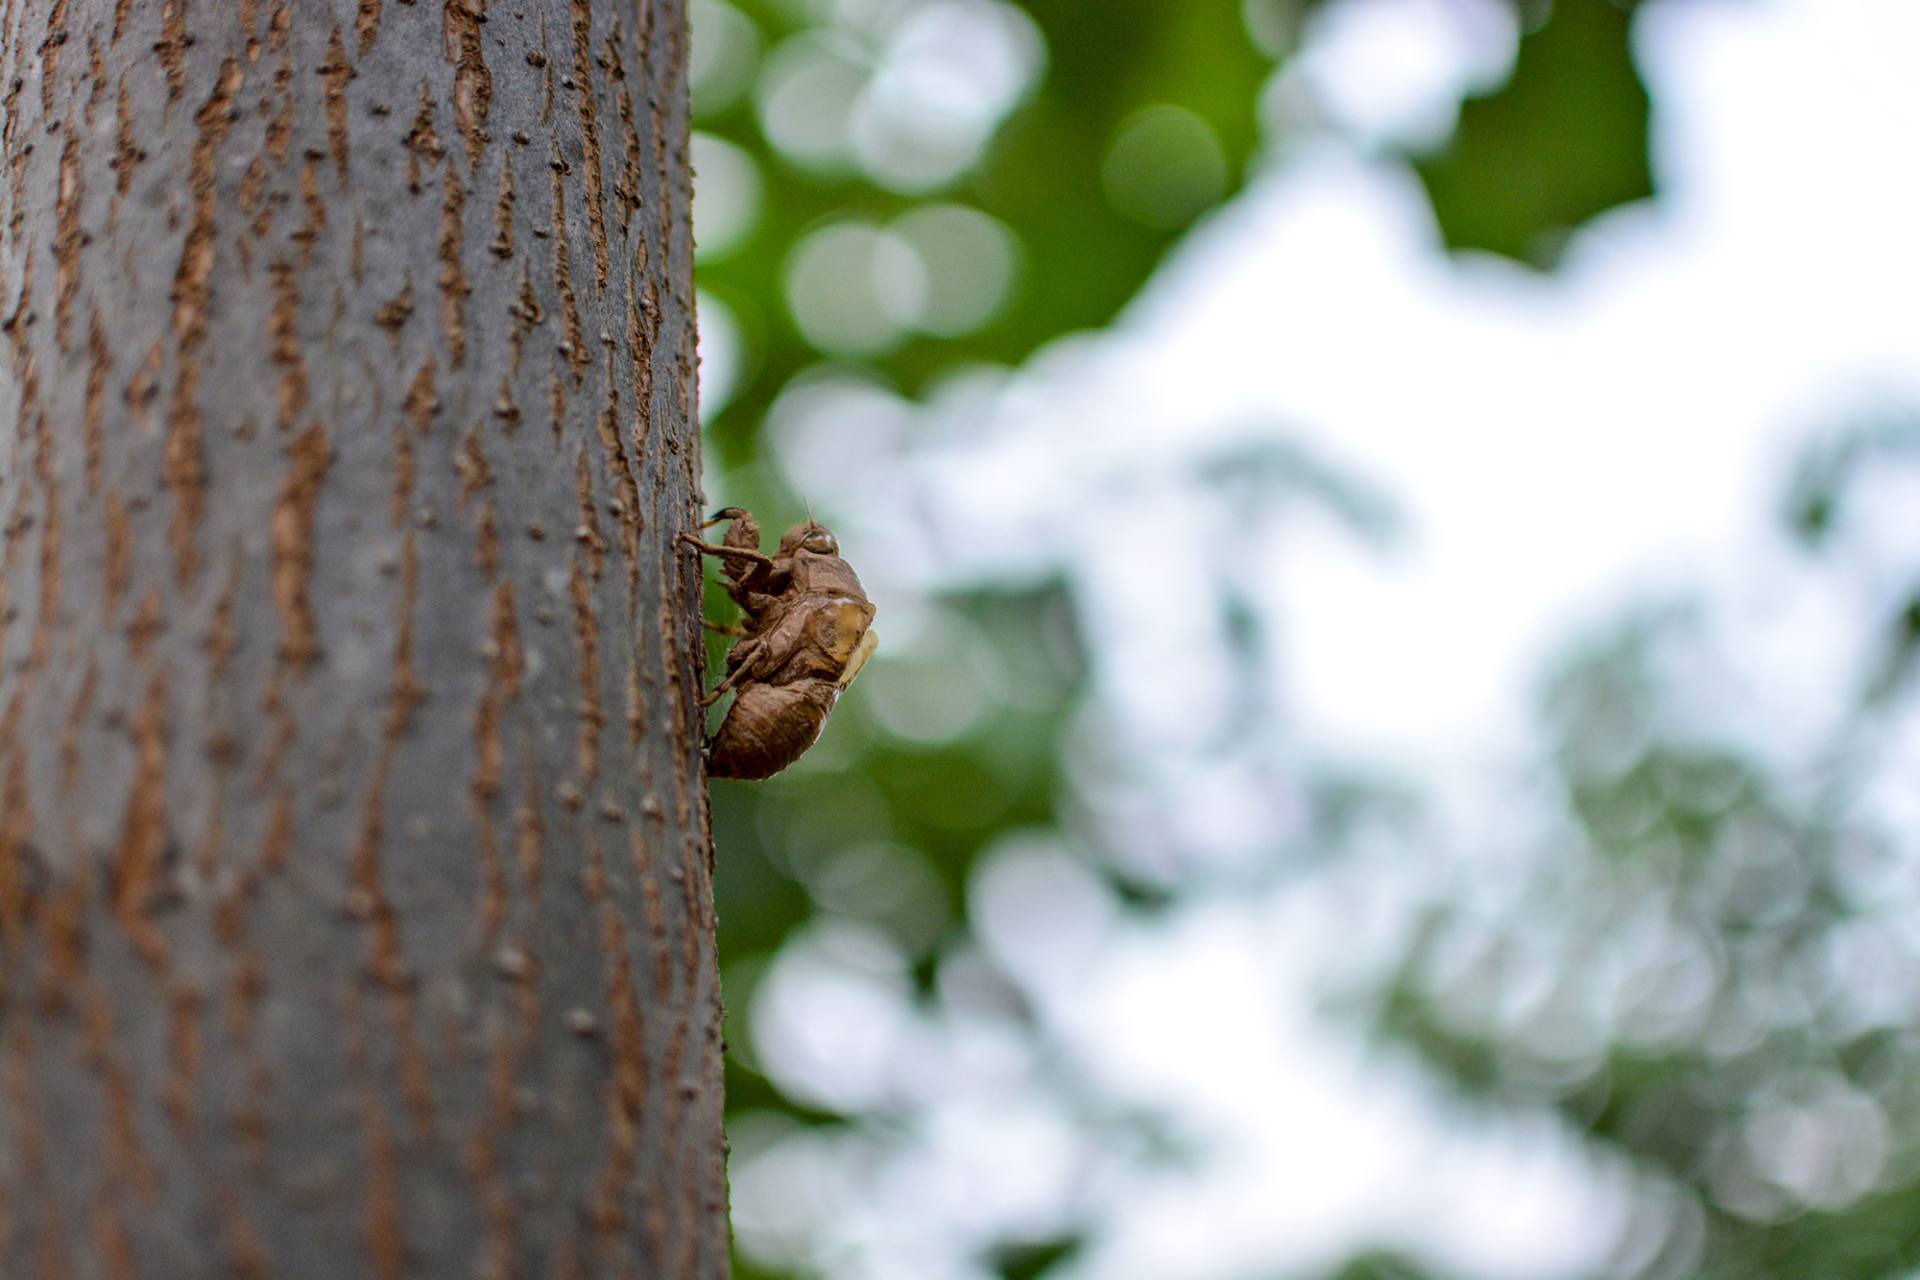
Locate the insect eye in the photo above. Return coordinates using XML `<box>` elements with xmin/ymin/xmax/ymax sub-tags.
<box><xmin>807</xmin><ymin>532</ymin><xmax>837</xmax><ymax>554</ymax></box>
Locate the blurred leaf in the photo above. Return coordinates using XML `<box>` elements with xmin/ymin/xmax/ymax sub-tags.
<box><xmin>1781</xmin><ymin>411</ymin><xmax>1920</xmax><ymax>547</ymax></box>
<box><xmin>1721</xmin><ymin>1184</ymin><xmax>1920</xmax><ymax>1279</ymax></box>
<box><xmin>1415</xmin><ymin>0</ymin><xmax>1652</xmax><ymax>267</ymax></box>
<box><xmin>1861</xmin><ymin>591</ymin><xmax>1920</xmax><ymax>707</ymax></box>
<box><xmin>1323</xmin><ymin>1252</ymin><xmax>1444</xmax><ymax>1280</ymax></box>
<box><xmin>992</xmin><ymin>1236</ymin><xmax>1082</xmax><ymax>1280</ymax></box>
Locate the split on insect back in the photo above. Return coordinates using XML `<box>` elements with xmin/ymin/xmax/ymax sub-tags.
<box><xmin>678</xmin><ymin>507</ymin><xmax>878</xmax><ymax>780</ymax></box>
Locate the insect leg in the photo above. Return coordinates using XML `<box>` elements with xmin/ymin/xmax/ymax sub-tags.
<box><xmin>699</xmin><ymin>637</ymin><xmax>766</xmax><ymax>707</ymax></box>
<box><xmin>699</xmin><ymin>668</ymin><xmax>746</xmax><ymax>708</ymax></box>
<box><xmin>702</xmin><ymin>619</ymin><xmax>748</xmax><ymax>637</ymax></box>
<box><xmin>676</xmin><ymin>531</ymin><xmax>776</xmax><ymax>570</ymax></box>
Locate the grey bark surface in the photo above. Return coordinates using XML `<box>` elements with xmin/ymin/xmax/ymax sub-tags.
<box><xmin>0</xmin><ymin>1</ymin><xmax>726</xmax><ymax>1276</ymax></box>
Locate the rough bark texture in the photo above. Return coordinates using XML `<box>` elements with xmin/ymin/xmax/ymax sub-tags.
<box><xmin>0</xmin><ymin>1</ymin><xmax>725</xmax><ymax>1276</ymax></box>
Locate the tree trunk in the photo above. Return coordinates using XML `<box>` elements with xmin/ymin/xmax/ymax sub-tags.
<box><xmin>0</xmin><ymin>1</ymin><xmax>725</xmax><ymax>1276</ymax></box>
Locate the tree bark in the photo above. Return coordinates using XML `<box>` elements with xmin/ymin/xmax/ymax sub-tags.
<box><xmin>0</xmin><ymin>1</ymin><xmax>725</xmax><ymax>1276</ymax></box>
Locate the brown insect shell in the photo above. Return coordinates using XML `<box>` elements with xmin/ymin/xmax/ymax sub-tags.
<box><xmin>728</xmin><ymin>527</ymin><xmax>874</xmax><ymax>663</ymax></box>
<box><xmin>713</xmin><ymin>534</ymin><xmax>874</xmax><ymax>776</ymax></box>
<box><xmin>706</xmin><ymin>679</ymin><xmax>841</xmax><ymax>779</ymax></box>
<box><xmin>780</xmin><ymin>542</ymin><xmax>868</xmax><ymax>602</ymax></box>
<box><xmin>694</xmin><ymin>511</ymin><xmax>876</xmax><ymax>777</ymax></box>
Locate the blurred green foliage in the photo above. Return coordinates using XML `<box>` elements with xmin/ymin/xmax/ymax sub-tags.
<box><xmin>994</xmin><ymin>1238</ymin><xmax>1084</xmax><ymax>1280</ymax></box>
<box><xmin>693</xmin><ymin>0</ymin><xmax>1279</xmax><ymax>471</ymax></box>
<box><xmin>1326</xmin><ymin>1256</ymin><xmax>1443</xmax><ymax>1280</ymax></box>
<box><xmin>1370</xmin><ymin>584</ymin><xmax>1920</xmax><ymax>1276</ymax></box>
<box><xmin>671</xmin><ymin>2</ymin><xmax>1920</xmax><ymax>1279</ymax></box>
<box><xmin>1414</xmin><ymin>0</ymin><xmax>1652</xmax><ymax>267</ymax></box>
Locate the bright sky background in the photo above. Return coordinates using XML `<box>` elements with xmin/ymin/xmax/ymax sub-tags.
<box><xmin>889</xmin><ymin>0</ymin><xmax>1920</xmax><ymax>765</ymax></box>
<box><xmin>732</xmin><ymin>0</ymin><xmax>1920</xmax><ymax>1276</ymax></box>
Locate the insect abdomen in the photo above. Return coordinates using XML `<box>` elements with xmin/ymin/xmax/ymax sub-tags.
<box><xmin>707</xmin><ymin>681</ymin><xmax>837</xmax><ymax>780</ymax></box>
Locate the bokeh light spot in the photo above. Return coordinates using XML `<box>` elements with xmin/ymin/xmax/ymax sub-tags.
<box><xmin>690</xmin><ymin>0</ymin><xmax>763</xmax><ymax>117</ymax></box>
<box><xmin>859</xmin><ymin>607</ymin><xmax>1001</xmax><ymax>746</ymax></box>
<box><xmin>751</xmin><ymin>921</ymin><xmax>910</xmax><ymax>1112</ymax></box>
<box><xmin>851</xmin><ymin>0</ymin><xmax>1046</xmax><ymax>192</ymax></box>
<box><xmin>784</xmin><ymin>221</ymin><xmax>928</xmax><ymax>356</ymax></box>
<box><xmin>756</xmin><ymin>32</ymin><xmax>869</xmax><ymax>173</ymax></box>
<box><xmin>807</xmin><ymin>841</ymin><xmax>951</xmax><ymax>955</ymax></box>
<box><xmin>970</xmin><ymin>833</ymin><xmax>1114</xmax><ymax>989</ymax></box>
<box><xmin>695</xmin><ymin>289</ymin><xmax>742</xmax><ymax>420</ymax></box>
<box><xmin>1242</xmin><ymin>0</ymin><xmax>1302</xmax><ymax>58</ymax></box>
<box><xmin>766</xmin><ymin>373</ymin><xmax>912</xmax><ymax>515</ymax></box>
<box><xmin>889</xmin><ymin>203</ymin><xmax>1020</xmax><ymax>336</ymax></box>
<box><xmin>691</xmin><ymin>132</ymin><xmax>763</xmax><ymax>260</ymax></box>
<box><xmin>1101</xmin><ymin>103</ymin><xmax>1230</xmax><ymax>229</ymax></box>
